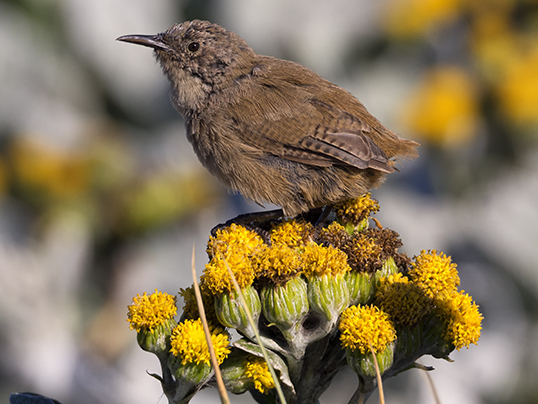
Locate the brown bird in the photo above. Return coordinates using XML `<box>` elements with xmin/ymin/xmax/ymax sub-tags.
<box><xmin>118</xmin><ymin>20</ymin><xmax>418</xmax><ymax>217</ymax></box>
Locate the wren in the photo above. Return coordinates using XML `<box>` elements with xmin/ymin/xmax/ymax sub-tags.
<box><xmin>118</xmin><ymin>20</ymin><xmax>418</xmax><ymax>217</ymax></box>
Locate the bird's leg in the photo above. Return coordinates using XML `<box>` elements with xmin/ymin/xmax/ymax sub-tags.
<box><xmin>210</xmin><ymin>209</ymin><xmax>287</xmax><ymax>241</ymax></box>
<box><xmin>315</xmin><ymin>205</ymin><xmax>333</xmax><ymax>227</ymax></box>
<box><xmin>311</xmin><ymin>205</ymin><xmax>334</xmax><ymax>241</ymax></box>
<box><xmin>210</xmin><ymin>207</ymin><xmax>332</xmax><ymax>245</ymax></box>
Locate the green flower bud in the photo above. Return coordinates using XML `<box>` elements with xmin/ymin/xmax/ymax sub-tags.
<box><xmin>394</xmin><ymin>323</ymin><xmax>423</xmax><ymax>360</ymax></box>
<box><xmin>168</xmin><ymin>354</ymin><xmax>213</xmax><ymax>385</ymax></box>
<box><xmin>220</xmin><ymin>351</ymin><xmax>253</xmax><ymax>395</ymax></box>
<box><xmin>308</xmin><ymin>274</ymin><xmax>350</xmax><ymax>324</ymax></box>
<box><xmin>136</xmin><ymin>318</ymin><xmax>177</xmax><ymax>357</ymax></box>
<box><xmin>373</xmin><ymin>256</ymin><xmax>399</xmax><ymax>285</ymax></box>
<box><xmin>220</xmin><ymin>350</ymin><xmax>277</xmax><ymax>395</ymax></box>
<box><xmin>346</xmin><ymin>341</ymin><xmax>395</xmax><ymax>379</ymax></box>
<box><xmin>260</xmin><ymin>276</ymin><xmax>310</xmax><ymax>358</ymax></box>
<box><xmin>261</xmin><ymin>276</ymin><xmax>309</xmax><ymax>333</ymax></box>
<box><xmin>345</xmin><ymin>271</ymin><xmax>374</xmax><ymax>305</ymax></box>
<box><xmin>215</xmin><ymin>285</ymin><xmax>261</xmax><ymax>338</ymax></box>
<box><xmin>423</xmin><ymin>312</ymin><xmax>454</xmax><ymax>359</ymax></box>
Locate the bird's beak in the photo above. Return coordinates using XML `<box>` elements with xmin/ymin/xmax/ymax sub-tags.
<box><xmin>116</xmin><ymin>34</ymin><xmax>171</xmax><ymax>51</ymax></box>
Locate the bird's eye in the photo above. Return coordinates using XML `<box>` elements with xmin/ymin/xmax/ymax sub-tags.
<box><xmin>188</xmin><ymin>42</ymin><xmax>200</xmax><ymax>52</ymax></box>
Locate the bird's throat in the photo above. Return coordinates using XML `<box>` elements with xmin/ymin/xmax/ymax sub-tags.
<box><xmin>165</xmin><ymin>67</ymin><xmax>211</xmax><ymax>114</ymax></box>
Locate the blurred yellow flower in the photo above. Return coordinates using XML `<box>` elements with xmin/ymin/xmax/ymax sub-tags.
<box><xmin>119</xmin><ymin>170</ymin><xmax>218</xmax><ymax>234</ymax></box>
<box><xmin>470</xmin><ymin>12</ymin><xmax>521</xmax><ymax>82</ymax></box>
<box><xmin>401</xmin><ymin>66</ymin><xmax>480</xmax><ymax>147</ymax></box>
<box><xmin>0</xmin><ymin>157</ymin><xmax>7</xmax><ymax>197</ymax></box>
<box><xmin>383</xmin><ymin>0</ymin><xmax>462</xmax><ymax>37</ymax></box>
<box><xmin>497</xmin><ymin>46</ymin><xmax>538</xmax><ymax>125</ymax></box>
<box><xmin>465</xmin><ymin>0</ymin><xmax>517</xmax><ymax>16</ymax></box>
<box><xmin>10</xmin><ymin>136</ymin><xmax>91</xmax><ymax>200</ymax></box>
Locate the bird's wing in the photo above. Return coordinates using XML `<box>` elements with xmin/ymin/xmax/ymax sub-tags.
<box><xmin>223</xmin><ymin>69</ymin><xmax>395</xmax><ymax>173</ymax></box>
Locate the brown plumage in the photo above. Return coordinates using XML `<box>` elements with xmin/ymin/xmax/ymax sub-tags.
<box><xmin>118</xmin><ymin>20</ymin><xmax>418</xmax><ymax>216</ymax></box>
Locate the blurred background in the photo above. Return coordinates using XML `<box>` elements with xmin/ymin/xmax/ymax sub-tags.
<box><xmin>1</xmin><ymin>0</ymin><xmax>537</xmax><ymax>403</ymax></box>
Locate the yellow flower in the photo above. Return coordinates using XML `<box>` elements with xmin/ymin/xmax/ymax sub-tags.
<box><xmin>334</xmin><ymin>193</ymin><xmax>380</xmax><ymax>228</ymax></box>
<box><xmin>202</xmin><ymin>224</ymin><xmax>265</xmax><ymax>295</ymax></box>
<box><xmin>169</xmin><ymin>319</ymin><xmax>230</xmax><ymax>365</ymax></box>
<box><xmin>383</xmin><ymin>0</ymin><xmax>462</xmax><ymax>37</ymax></box>
<box><xmin>120</xmin><ymin>171</ymin><xmax>216</xmax><ymax>233</ymax></box>
<box><xmin>202</xmin><ymin>248</ymin><xmax>257</xmax><ymax>295</ymax></box>
<box><xmin>339</xmin><ymin>305</ymin><xmax>397</xmax><ymax>354</ymax></box>
<box><xmin>127</xmin><ymin>289</ymin><xmax>177</xmax><ymax>333</ymax></box>
<box><xmin>409</xmin><ymin>250</ymin><xmax>460</xmax><ymax>299</ymax></box>
<box><xmin>375</xmin><ymin>273</ymin><xmax>432</xmax><ymax>326</ymax></box>
<box><xmin>253</xmin><ymin>243</ymin><xmax>302</xmax><ymax>284</ymax></box>
<box><xmin>0</xmin><ymin>157</ymin><xmax>7</xmax><ymax>197</ymax></box>
<box><xmin>179</xmin><ymin>286</ymin><xmax>198</xmax><ymax>320</ymax></box>
<box><xmin>497</xmin><ymin>46</ymin><xmax>538</xmax><ymax>125</ymax></box>
<box><xmin>10</xmin><ymin>136</ymin><xmax>91</xmax><ymax>200</ymax></box>
<box><xmin>207</xmin><ymin>224</ymin><xmax>264</xmax><ymax>259</ymax></box>
<box><xmin>179</xmin><ymin>286</ymin><xmax>219</xmax><ymax>326</ymax></box>
<box><xmin>400</xmin><ymin>66</ymin><xmax>479</xmax><ymax>148</ymax></box>
<box><xmin>270</xmin><ymin>219</ymin><xmax>313</xmax><ymax>247</ymax></box>
<box><xmin>469</xmin><ymin>11</ymin><xmax>521</xmax><ymax>83</ymax></box>
<box><xmin>319</xmin><ymin>222</ymin><xmax>351</xmax><ymax>250</ymax></box>
<box><xmin>244</xmin><ymin>355</ymin><xmax>275</xmax><ymax>394</ymax></box>
<box><xmin>301</xmin><ymin>243</ymin><xmax>350</xmax><ymax>278</ymax></box>
<box><xmin>439</xmin><ymin>290</ymin><xmax>483</xmax><ymax>350</ymax></box>
<box><xmin>347</xmin><ymin>231</ymin><xmax>382</xmax><ymax>271</ymax></box>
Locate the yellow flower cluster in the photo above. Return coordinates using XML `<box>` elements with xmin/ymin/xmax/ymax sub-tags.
<box><xmin>439</xmin><ymin>290</ymin><xmax>483</xmax><ymax>350</ymax></box>
<box><xmin>244</xmin><ymin>355</ymin><xmax>275</xmax><ymax>394</ymax></box>
<box><xmin>339</xmin><ymin>305</ymin><xmax>397</xmax><ymax>354</ymax></box>
<box><xmin>407</xmin><ymin>250</ymin><xmax>481</xmax><ymax>348</ymax></box>
<box><xmin>127</xmin><ymin>289</ymin><xmax>177</xmax><ymax>333</ymax></box>
<box><xmin>270</xmin><ymin>219</ymin><xmax>313</xmax><ymax>247</ymax></box>
<box><xmin>347</xmin><ymin>231</ymin><xmax>384</xmax><ymax>270</ymax></box>
<box><xmin>169</xmin><ymin>319</ymin><xmax>231</xmax><ymax>365</ymax></box>
<box><xmin>178</xmin><ymin>286</ymin><xmax>198</xmax><ymax>320</ymax></box>
<box><xmin>409</xmin><ymin>249</ymin><xmax>460</xmax><ymax>299</ymax></box>
<box><xmin>207</xmin><ymin>223</ymin><xmax>264</xmax><ymax>258</ymax></box>
<box><xmin>375</xmin><ymin>273</ymin><xmax>432</xmax><ymax>326</ymax></box>
<box><xmin>334</xmin><ymin>193</ymin><xmax>380</xmax><ymax>227</ymax></box>
<box><xmin>202</xmin><ymin>221</ymin><xmax>352</xmax><ymax>291</ymax></box>
<box><xmin>253</xmin><ymin>243</ymin><xmax>302</xmax><ymax>284</ymax></box>
<box><xmin>203</xmin><ymin>250</ymin><xmax>257</xmax><ymax>294</ymax></box>
<box><xmin>178</xmin><ymin>286</ymin><xmax>219</xmax><ymax>326</ymax></box>
<box><xmin>202</xmin><ymin>224</ymin><xmax>264</xmax><ymax>294</ymax></box>
<box><xmin>372</xmin><ymin>250</ymin><xmax>482</xmax><ymax>349</ymax></box>
<box><xmin>301</xmin><ymin>243</ymin><xmax>351</xmax><ymax>278</ymax></box>
<box><xmin>127</xmin><ymin>196</ymin><xmax>484</xmax><ymax>402</ymax></box>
